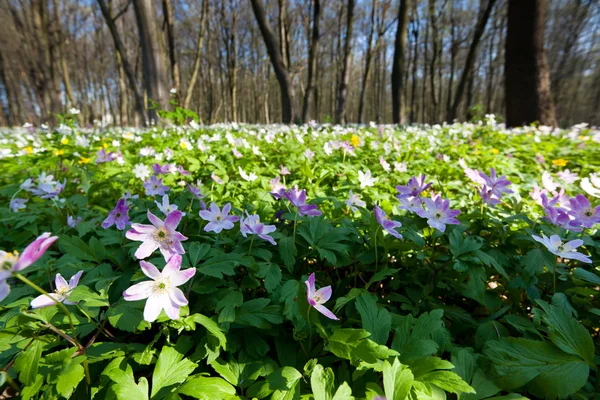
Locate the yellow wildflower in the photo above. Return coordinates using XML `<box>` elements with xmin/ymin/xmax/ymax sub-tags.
<box><xmin>103</xmin><ymin>142</ymin><xmax>109</xmax><ymax>149</ymax></box>
<box><xmin>491</xmin><ymin>148</ymin><xmax>499</xmax><ymax>155</ymax></box>
<box><xmin>60</xmin><ymin>136</ymin><xmax>69</xmax><ymax>145</ymax></box>
<box><xmin>552</xmin><ymin>159</ymin><xmax>567</xmax><ymax>167</ymax></box>
<box><xmin>79</xmin><ymin>157</ymin><xmax>91</xmax><ymax>164</ymax></box>
<box><xmin>55</xmin><ymin>149</ymin><xmax>64</xmax><ymax>156</ymax></box>
<box><xmin>350</xmin><ymin>135</ymin><xmax>360</xmax><ymax>147</ymax></box>
<box><xmin>24</xmin><ymin>146</ymin><xmax>33</xmax><ymax>154</ymax></box>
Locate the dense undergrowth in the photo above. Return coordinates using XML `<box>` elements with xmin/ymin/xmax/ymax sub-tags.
<box><xmin>0</xmin><ymin>116</ymin><xmax>599</xmax><ymax>399</ymax></box>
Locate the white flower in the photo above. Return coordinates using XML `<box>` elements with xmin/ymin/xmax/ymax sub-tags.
<box><xmin>239</xmin><ymin>167</ymin><xmax>257</xmax><ymax>182</ymax></box>
<box><xmin>133</xmin><ymin>163</ymin><xmax>151</xmax><ymax>180</ymax></box>
<box><xmin>358</xmin><ymin>169</ymin><xmax>376</xmax><ymax>188</ymax></box>
<box><xmin>532</xmin><ymin>234</ymin><xmax>592</xmax><ymax>263</ymax></box>
<box><xmin>112</xmin><ymin>140</ymin><xmax>121</xmax><ymax>147</ymax></box>
<box><xmin>581</xmin><ymin>173</ymin><xmax>600</xmax><ymax>198</ymax></box>
<box><xmin>394</xmin><ymin>162</ymin><xmax>407</xmax><ymax>173</ymax></box>
<box><xmin>31</xmin><ymin>271</ymin><xmax>83</xmax><ymax>308</ymax></box>
<box><xmin>68</xmin><ymin>108</ymin><xmax>80</xmax><ymax>115</ymax></box>
<box><xmin>155</xmin><ymin>194</ymin><xmax>184</xmax><ymax>217</ymax></box>
<box><xmin>170</xmin><ymin>88</ymin><xmax>177</xmax><ymax>94</ymax></box>
<box><xmin>304</xmin><ymin>149</ymin><xmax>315</xmax><ymax>160</ymax></box>
<box><xmin>542</xmin><ymin>171</ymin><xmax>558</xmax><ymax>193</ymax></box>
<box><xmin>379</xmin><ymin>156</ymin><xmax>391</xmax><ymax>172</ymax></box>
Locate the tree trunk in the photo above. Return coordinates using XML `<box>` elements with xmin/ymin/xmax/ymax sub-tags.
<box><xmin>409</xmin><ymin>0</ymin><xmax>419</xmax><ymax>123</ymax></box>
<box><xmin>162</xmin><ymin>0</ymin><xmax>180</xmax><ymax>93</ymax></box>
<box><xmin>428</xmin><ymin>0</ymin><xmax>439</xmax><ymax>121</ymax></box>
<box><xmin>184</xmin><ymin>0</ymin><xmax>208</xmax><ymax>109</ymax></box>
<box><xmin>358</xmin><ymin>0</ymin><xmax>376</xmax><ymax>124</ymax></box>
<box><xmin>133</xmin><ymin>0</ymin><xmax>170</xmax><ymax>122</ymax></box>
<box><xmin>448</xmin><ymin>0</ymin><xmax>497</xmax><ymax>122</ymax></box>
<box><xmin>335</xmin><ymin>0</ymin><xmax>355</xmax><ymax>124</ymax></box>
<box><xmin>302</xmin><ymin>0</ymin><xmax>321</xmax><ymax>123</ymax></box>
<box><xmin>97</xmin><ymin>0</ymin><xmax>147</xmax><ymax>125</ymax></box>
<box><xmin>392</xmin><ymin>0</ymin><xmax>410</xmax><ymax>124</ymax></box>
<box><xmin>505</xmin><ymin>0</ymin><xmax>556</xmax><ymax>127</ymax></box>
<box><xmin>250</xmin><ymin>0</ymin><xmax>297</xmax><ymax>123</ymax></box>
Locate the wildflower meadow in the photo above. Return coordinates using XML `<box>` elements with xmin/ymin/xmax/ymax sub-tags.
<box><xmin>1</xmin><ymin>116</ymin><xmax>599</xmax><ymax>399</ymax></box>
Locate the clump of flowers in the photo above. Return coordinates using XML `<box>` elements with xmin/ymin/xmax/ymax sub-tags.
<box><xmin>126</xmin><ymin>210</ymin><xmax>187</xmax><ymax>261</ymax></box>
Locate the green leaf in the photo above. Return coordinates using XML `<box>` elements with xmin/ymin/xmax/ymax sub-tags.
<box><xmin>311</xmin><ymin>364</ymin><xmax>335</xmax><ymax>400</ymax></box>
<box><xmin>573</xmin><ymin>267</ymin><xmax>600</xmax><ymax>285</ymax></box>
<box><xmin>366</xmin><ymin>268</ymin><xmax>399</xmax><ymax>290</ymax></box>
<box><xmin>332</xmin><ymin>382</ymin><xmax>354</xmax><ymax>400</ymax></box>
<box><xmin>257</xmin><ymin>263</ymin><xmax>282</xmax><ymax>293</ymax></box>
<box><xmin>475</xmin><ymin>250</ymin><xmax>508</xmax><ymax>279</ymax></box>
<box><xmin>20</xmin><ymin>375</ymin><xmax>44</xmax><ymax>400</ymax></box>
<box><xmin>355</xmin><ymin>293</ymin><xmax>392</xmax><ymax>345</ymax></box>
<box><xmin>55</xmin><ymin>357</ymin><xmax>86</xmax><ymax>398</ymax></box>
<box><xmin>391</xmin><ymin>310</ymin><xmax>444</xmax><ymax>361</ymax></box>
<box><xmin>520</xmin><ymin>248</ymin><xmax>555</xmax><ymax>276</ymax></box>
<box><xmin>104</xmin><ymin>357</ymin><xmax>149</xmax><ymax>400</ymax></box>
<box><xmin>216</xmin><ymin>291</ymin><xmax>243</xmax><ymax>323</ymax></box>
<box><xmin>279</xmin><ymin>236</ymin><xmax>297</xmax><ymax>272</ymax></box>
<box><xmin>199</xmin><ymin>253</ymin><xmax>249</xmax><ymax>278</ymax></box>
<box><xmin>235</xmin><ymin>298</ymin><xmax>283</xmax><ymax>329</ymax></box>
<box><xmin>68</xmin><ymin>284</ymin><xmax>110</xmax><ymax>307</ymax></box>
<box><xmin>267</xmin><ymin>366</ymin><xmax>302</xmax><ymax>392</ymax></box>
<box><xmin>450</xmin><ymin>231</ymin><xmax>483</xmax><ymax>257</ymax></box>
<box><xmin>383</xmin><ymin>358</ymin><xmax>414</xmax><ymax>400</ymax></box>
<box><xmin>14</xmin><ymin>340</ymin><xmax>42</xmax><ymax>385</ymax></box>
<box><xmin>407</xmin><ymin>357</ymin><xmax>454</xmax><ymax>379</ymax></box>
<box><xmin>151</xmin><ymin>346</ymin><xmax>198</xmax><ymax>398</ymax></box>
<box><xmin>176</xmin><ymin>376</ymin><xmax>237</xmax><ymax>399</ymax></box>
<box><xmin>420</xmin><ymin>371</ymin><xmax>475</xmax><ymax>394</ymax></box>
<box><xmin>107</xmin><ymin>300</ymin><xmax>145</xmax><ymax>332</ymax></box>
<box><xmin>535</xmin><ymin>300</ymin><xmax>594</xmax><ymax>364</ymax></box>
<box><xmin>328</xmin><ymin>328</ymin><xmax>398</xmax><ymax>364</ymax></box>
<box><xmin>188</xmin><ymin>242</ymin><xmax>211</xmax><ymax>267</ymax></box>
<box><xmin>191</xmin><ymin>313</ymin><xmax>227</xmax><ymax>351</ymax></box>
<box><xmin>483</xmin><ymin>338</ymin><xmax>589</xmax><ymax>399</ymax></box>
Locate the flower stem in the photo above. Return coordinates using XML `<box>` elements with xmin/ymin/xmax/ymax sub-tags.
<box><xmin>249</xmin><ymin>235</ymin><xmax>255</xmax><ymax>255</ymax></box>
<box><xmin>553</xmin><ymin>260</ymin><xmax>557</xmax><ymax>294</ymax></box>
<box><xmin>374</xmin><ymin>227</ymin><xmax>380</xmax><ymax>270</ymax></box>
<box><xmin>306</xmin><ymin>306</ymin><xmax>313</xmax><ymax>355</ymax></box>
<box><xmin>293</xmin><ymin>211</ymin><xmax>298</xmax><ymax>243</ymax></box>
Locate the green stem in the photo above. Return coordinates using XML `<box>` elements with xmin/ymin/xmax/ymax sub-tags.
<box><xmin>4</xmin><ymin>374</ymin><xmax>21</xmax><ymax>393</ymax></box>
<box><xmin>249</xmin><ymin>235</ymin><xmax>255</xmax><ymax>255</ymax></box>
<box><xmin>553</xmin><ymin>260</ymin><xmax>557</xmax><ymax>294</ymax></box>
<box><xmin>293</xmin><ymin>212</ymin><xmax>298</xmax><ymax>243</ymax></box>
<box><xmin>374</xmin><ymin>227</ymin><xmax>380</xmax><ymax>270</ymax></box>
<box><xmin>307</xmin><ymin>306</ymin><xmax>313</xmax><ymax>355</ymax></box>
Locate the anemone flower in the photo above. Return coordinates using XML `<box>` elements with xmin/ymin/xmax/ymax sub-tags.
<box><xmin>305</xmin><ymin>273</ymin><xmax>339</xmax><ymax>320</ymax></box>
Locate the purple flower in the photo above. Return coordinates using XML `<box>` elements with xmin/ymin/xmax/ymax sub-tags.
<box><xmin>123</xmin><ymin>191</ymin><xmax>139</xmax><ymax>203</ymax></box>
<box><xmin>126</xmin><ymin>210</ymin><xmax>188</xmax><ymax>261</ymax></box>
<box><xmin>305</xmin><ymin>273</ymin><xmax>339</xmax><ymax>320</ymax></box>
<box><xmin>568</xmin><ymin>194</ymin><xmax>600</xmax><ymax>228</ymax></box>
<box><xmin>102</xmin><ymin>198</ymin><xmax>130</xmax><ymax>230</ymax></box>
<box><xmin>270</xmin><ymin>177</ymin><xmax>286</xmax><ymax>199</ymax></box>
<box><xmin>13</xmin><ymin>232</ymin><xmax>58</xmax><ymax>272</ymax></box>
<box><xmin>67</xmin><ymin>215</ymin><xmax>82</xmax><ymax>228</ymax></box>
<box><xmin>398</xmin><ymin>195</ymin><xmax>424</xmax><ymax>214</ymax></box>
<box><xmin>144</xmin><ymin>175</ymin><xmax>170</xmax><ymax>197</ymax></box>
<box><xmin>416</xmin><ymin>196</ymin><xmax>461</xmax><ymax>232</ymax></box>
<box><xmin>152</xmin><ymin>163</ymin><xmax>171</xmax><ymax>175</ymax></box>
<box><xmin>177</xmin><ymin>165</ymin><xmax>190</xmax><ymax>176</ymax></box>
<box><xmin>30</xmin><ymin>270</ymin><xmax>83</xmax><ymax>308</ymax></box>
<box><xmin>374</xmin><ymin>205</ymin><xmax>403</xmax><ymax>239</ymax></box>
<box><xmin>396</xmin><ymin>175</ymin><xmax>432</xmax><ymax>198</ymax></box>
<box><xmin>279</xmin><ymin>165</ymin><xmax>291</xmax><ymax>175</ymax></box>
<box><xmin>345</xmin><ymin>190</ymin><xmax>366</xmax><ymax>212</ymax></box>
<box><xmin>478</xmin><ymin>168</ymin><xmax>513</xmax><ymax>206</ymax></box>
<box><xmin>96</xmin><ymin>148</ymin><xmax>116</xmax><ymax>164</ymax></box>
<box><xmin>199</xmin><ymin>203</ymin><xmax>239</xmax><ymax>233</ymax></box>
<box><xmin>557</xmin><ymin>169</ymin><xmax>579</xmax><ymax>184</ymax></box>
<box><xmin>240</xmin><ymin>212</ymin><xmax>277</xmax><ymax>246</ymax></box>
<box><xmin>123</xmin><ymin>254</ymin><xmax>195</xmax><ymax>322</ymax></box>
<box><xmin>284</xmin><ymin>186</ymin><xmax>322</xmax><ymax>217</ymax></box>
<box><xmin>10</xmin><ymin>198</ymin><xmax>27</xmax><ymax>212</ymax></box>
<box><xmin>532</xmin><ymin>234</ymin><xmax>591</xmax><ymax>263</ymax></box>
<box><xmin>212</xmin><ymin>173</ymin><xmax>224</xmax><ymax>184</ymax></box>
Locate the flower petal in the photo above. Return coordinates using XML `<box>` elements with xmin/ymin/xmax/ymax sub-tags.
<box><xmin>143</xmin><ymin>294</ymin><xmax>166</xmax><ymax>322</ymax></box>
<box><xmin>305</xmin><ymin>273</ymin><xmax>315</xmax><ymax>298</ymax></box>
<box><xmin>55</xmin><ymin>273</ymin><xmax>69</xmax><ymax>292</ymax></box>
<box><xmin>140</xmin><ymin>261</ymin><xmax>161</xmax><ymax>279</ymax></box>
<box><xmin>162</xmin><ymin>254</ymin><xmax>182</xmax><ymax>277</ymax></box>
<box><xmin>0</xmin><ymin>281</ymin><xmax>10</xmax><ymax>302</ymax></box>
<box><xmin>314</xmin><ymin>286</ymin><xmax>332</xmax><ymax>303</ymax></box>
<box><xmin>135</xmin><ymin>240</ymin><xmax>159</xmax><ymax>260</ymax></box>
<box><xmin>164</xmin><ymin>297</ymin><xmax>181</xmax><ymax>320</ymax></box>
<box><xmin>123</xmin><ymin>281</ymin><xmax>154</xmax><ymax>301</ymax></box>
<box><xmin>164</xmin><ymin>210</ymin><xmax>183</xmax><ymax>231</ymax></box>
<box><xmin>31</xmin><ymin>293</ymin><xmax>62</xmax><ymax>309</ymax></box>
<box><xmin>171</xmin><ymin>267</ymin><xmax>196</xmax><ymax>286</ymax></box>
<box><xmin>13</xmin><ymin>232</ymin><xmax>58</xmax><ymax>271</ymax></box>
<box><xmin>314</xmin><ymin>304</ymin><xmax>339</xmax><ymax>320</ymax></box>
<box><xmin>147</xmin><ymin>210</ymin><xmax>164</xmax><ymax>228</ymax></box>
<box><xmin>168</xmin><ymin>287</ymin><xmax>188</xmax><ymax>306</ymax></box>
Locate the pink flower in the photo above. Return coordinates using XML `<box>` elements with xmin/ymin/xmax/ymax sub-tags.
<box><xmin>374</xmin><ymin>205</ymin><xmax>403</xmax><ymax>239</ymax></box>
<box><xmin>305</xmin><ymin>273</ymin><xmax>339</xmax><ymax>320</ymax></box>
<box><xmin>240</xmin><ymin>212</ymin><xmax>277</xmax><ymax>245</ymax></box>
<box><xmin>416</xmin><ymin>196</ymin><xmax>461</xmax><ymax>232</ymax></box>
<box><xmin>30</xmin><ymin>271</ymin><xmax>83</xmax><ymax>308</ymax></box>
<box><xmin>123</xmin><ymin>255</ymin><xmax>195</xmax><ymax>322</ymax></box>
<box><xmin>126</xmin><ymin>210</ymin><xmax>188</xmax><ymax>261</ymax></box>
<box><xmin>199</xmin><ymin>203</ymin><xmax>239</xmax><ymax>233</ymax></box>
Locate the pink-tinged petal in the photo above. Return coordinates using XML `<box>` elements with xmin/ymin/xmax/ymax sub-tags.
<box><xmin>159</xmin><ymin>246</ymin><xmax>176</xmax><ymax>262</ymax></box>
<box><xmin>54</xmin><ymin>274</ymin><xmax>69</xmax><ymax>292</ymax></box>
<box><xmin>135</xmin><ymin>240</ymin><xmax>159</xmax><ymax>260</ymax></box>
<box><xmin>0</xmin><ymin>281</ymin><xmax>10</xmax><ymax>302</ymax></box>
<box><xmin>162</xmin><ymin>254</ymin><xmax>182</xmax><ymax>277</ymax></box>
<box><xmin>170</xmin><ymin>241</ymin><xmax>186</xmax><ymax>256</ymax></box>
<box><xmin>30</xmin><ymin>293</ymin><xmax>63</xmax><ymax>309</ymax></box>
<box><xmin>126</xmin><ymin>229</ymin><xmax>149</xmax><ymax>241</ymax></box>
<box><xmin>209</xmin><ymin>202</ymin><xmax>219</xmax><ymax>214</ymax></box>
<box><xmin>168</xmin><ymin>287</ymin><xmax>188</xmax><ymax>306</ymax></box>
<box><xmin>129</xmin><ymin>223</ymin><xmax>155</xmax><ymax>234</ymax></box>
<box><xmin>140</xmin><ymin>260</ymin><xmax>161</xmax><ymax>279</ymax></box>
<box><xmin>199</xmin><ymin>210</ymin><xmax>214</xmax><ymax>221</ymax></box>
<box><xmin>222</xmin><ymin>203</ymin><xmax>232</xmax><ymax>215</ymax></box>
<box><xmin>314</xmin><ymin>286</ymin><xmax>333</xmax><ymax>303</ymax></box>
<box><xmin>305</xmin><ymin>273</ymin><xmax>315</xmax><ymax>298</ymax></box>
<box><xmin>13</xmin><ymin>233</ymin><xmax>58</xmax><ymax>271</ymax></box>
<box><xmin>171</xmin><ymin>267</ymin><xmax>196</xmax><ymax>286</ymax></box>
<box><xmin>69</xmin><ymin>271</ymin><xmax>84</xmax><ymax>289</ymax></box>
<box><xmin>147</xmin><ymin>210</ymin><xmax>164</xmax><ymax>228</ymax></box>
<box><xmin>173</xmin><ymin>232</ymin><xmax>188</xmax><ymax>241</ymax></box>
<box><xmin>163</xmin><ymin>298</ymin><xmax>181</xmax><ymax>320</ymax></box>
<box><xmin>123</xmin><ymin>281</ymin><xmax>154</xmax><ymax>301</ymax></box>
<box><xmin>164</xmin><ymin>210</ymin><xmax>183</xmax><ymax>231</ymax></box>
<box><xmin>314</xmin><ymin>304</ymin><xmax>339</xmax><ymax>320</ymax></box>
<box><xmin>143</xmin><ymin>293</ymin><xmax>166</xmax><ymax>322</ymax></box>
<box><xmin>259</xmin><ymin>233</ymin><xmax>277</xmax><ymax>246</ymax></box>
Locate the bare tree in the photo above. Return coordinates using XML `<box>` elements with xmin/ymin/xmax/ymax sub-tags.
<box><xmin>358</xmin><ymin>0</ymin><xmax>376</xmax><ymax>124</ymax></box>
<box><xmin>183</xmin><ymin>0</ymin><xmax>208</xmax><ymax>110</ymax></box>
<box><xmin>392</xmin><ymin>0</ymin><xmax>410</xmax><ymax>124</ymax></box>
<box><xmin>162</xmin><ymin>0</ymin><xmax>180</xmax><ymax>93</ymax></box>
<box><xmin>302</xmin><ymin>0</ymin><xmax>321</xmax><ymax>123</ymax></box>
<box><xmin>505</xmin><ymin>0</ymin><xmax>556</xmax><ymax>127</ymax></box>
<box><xmin>250</xmin><ymin>0</ymin><xmax>297</xmax><ymax>123</ymax></box>
<box><xmin>334</xmin><ymin>0</ymin><xmax>355</xmax><ymax>124</ymax></box>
